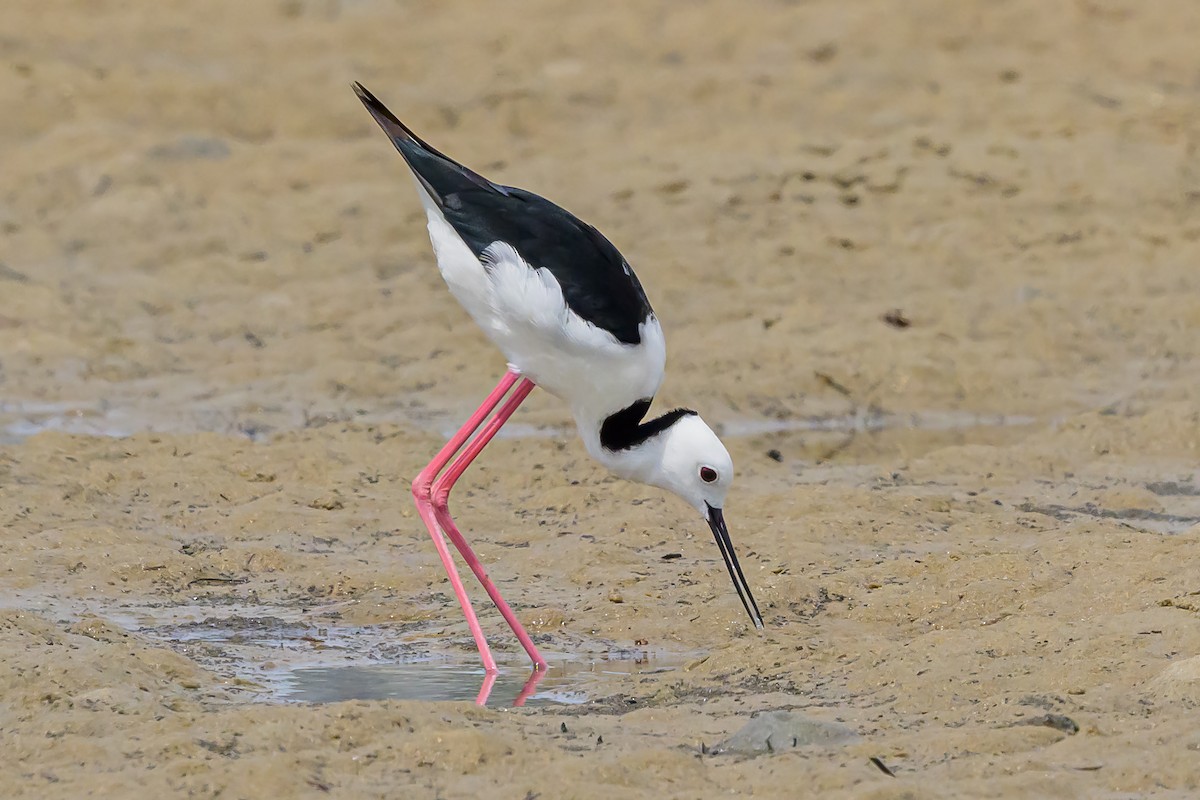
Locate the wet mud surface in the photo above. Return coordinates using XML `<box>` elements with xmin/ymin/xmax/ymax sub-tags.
<box><xmin>3</xmin><ymin>1</ymin><xmax>1200</xmax><ymax>797</ymax></box>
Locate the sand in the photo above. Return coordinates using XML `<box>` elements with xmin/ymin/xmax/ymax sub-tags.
<box><xmin>3</xmin><ymin>0</ymin><xmax>1200</xmax><ymax>797</ymax></box>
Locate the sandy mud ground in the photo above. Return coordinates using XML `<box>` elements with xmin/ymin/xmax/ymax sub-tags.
<box><xmin>3</xmin><ymin>1</ymin><xmax>1200</xmax><ymax>797</ymax></box>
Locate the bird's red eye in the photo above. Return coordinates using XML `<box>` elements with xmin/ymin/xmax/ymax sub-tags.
<box><xmin>699</xmin><ymin>466</ymin><xmax>718</xmax><ymax>483</ymax></box>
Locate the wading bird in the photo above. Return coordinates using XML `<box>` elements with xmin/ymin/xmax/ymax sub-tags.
<box><xmin>354</xmin><ymin>83</ymin><xmax>763</xmax><ymax>677</ymax></box>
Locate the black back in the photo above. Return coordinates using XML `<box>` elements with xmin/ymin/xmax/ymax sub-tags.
<box><xmin>441</xmin><ymin>188</ymin><xmax>653</xmax><ymax>344</ymax></box>
<box><xmin>354</xmin><ymin>83</ymin><xmax>654</xmax><ymax>345</ymax></box>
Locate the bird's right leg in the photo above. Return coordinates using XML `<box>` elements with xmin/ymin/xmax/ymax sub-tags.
<box><xmin>412</xmin><ymin>369</ymin><xmax>521</xmax><ymax>674</ymax></box>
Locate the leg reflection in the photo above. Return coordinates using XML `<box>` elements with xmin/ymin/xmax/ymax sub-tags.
<box><xmin>475</xmin><ymin>671</ymin><xmax>498</xmax><ymax>706</ymax></box>
<box><xmin>474</xmin><ymin>666</ymin><xmax>549</xmax><ymax>707</ymax></box>
<box><xmin>513</xmin><ymin>666</ymin><xmax>548</xmax><ymax>707</ymax></box>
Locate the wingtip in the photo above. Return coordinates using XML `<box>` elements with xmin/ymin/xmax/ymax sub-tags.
<box><xmin>349</xmin><ymin>81</ymin><xmax>495</xmax><ymax>203</ymax></box>
<box><xmin>351</xmin><ymin>81</ymin><xmax>409</xmax><ymax>131</ymax></box>
<box><xmin>351</xmin><ymin>81</ymin><xmax>379</xmax><ymax>107</ymax></box>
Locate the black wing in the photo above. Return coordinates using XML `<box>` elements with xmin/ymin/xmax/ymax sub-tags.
<box><xmin>353</xmin><ymin>82</ymin><xmax>653</xmax><ymax>345</ymax></box>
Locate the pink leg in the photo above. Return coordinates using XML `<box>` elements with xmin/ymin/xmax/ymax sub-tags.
<box><xmin>431</xmin><ymin>378</ymin><xmax>546</xmax><ymax>670</ymax></box>
<box><xmin>412</xmin><ymin>370</ymin><xmax>521</xmax><ymax>674</ymax></box>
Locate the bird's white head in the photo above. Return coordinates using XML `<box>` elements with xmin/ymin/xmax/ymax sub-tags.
<box><xmin>582</xmin><ymin>405</ymin><xmax>764</xmax><ymax>629</ymax></box>
<box><xmin>642</xmin><ymin>413</ymin><xmax>764</xmax><ymax>630</ymax></box>
<box><xmin>645</xmin><ymin>413</ymin><xmax>734</xmax><ymax>515</ymax></box>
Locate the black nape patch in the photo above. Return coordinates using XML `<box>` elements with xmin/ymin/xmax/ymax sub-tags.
<box><xmin>600</xmin><ymin>399</ymin><xmax>697</xmax><ymax>451</ymax></box>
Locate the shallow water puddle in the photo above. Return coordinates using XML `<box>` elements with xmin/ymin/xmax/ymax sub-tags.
<box><xmin>157</xmin><ymin>610</ymin><xmax>692</xmax><ymax>705</ymax></box>
<box><xmin>225</xmin><ymin>630</ymin><xmax>692</xmax><ymax>707</ymax></box>
<box><xmin>0</xmin><ymin>590</ymin><xmax>690</xmax><ymax>707</ymax></box>
<box><xmin>280</xmin><ymin>653</ymin><xmax>682</xmax><ymax>707</ymax></box>
<box><xmin>165</xmin><ymin>614</ymin><xmax>691</xmax><ymax>706</ymax></box>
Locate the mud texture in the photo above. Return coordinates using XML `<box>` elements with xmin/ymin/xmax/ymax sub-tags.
<box><xmin>3</xmin><ymin>1</ymin><xmax>1200</xmax><ymax>797</ymax></box>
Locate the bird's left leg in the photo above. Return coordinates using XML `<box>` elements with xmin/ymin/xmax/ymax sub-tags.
<box><xmin>413</xmin><ymin>370</ymin><xmax>522</xmax><ymax>673</ymax></box>
<box><xmin>431</xmin><ymin>375</ymin><xmax>548</xmax><ymax>670</ymax></box>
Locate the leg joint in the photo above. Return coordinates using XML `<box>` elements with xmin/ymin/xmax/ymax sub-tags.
<box><xmin>411</xmin><ymin>472</ymin><xmax>433</xmax><ymax>502</ymax></box>
<box><xmin>431</xmin><ymin>482</ymin><xmax>451</xmax><ymax>511</ymax></box>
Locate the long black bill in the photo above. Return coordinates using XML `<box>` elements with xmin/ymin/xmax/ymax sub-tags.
<box><xmin>705</xmin><ymin>504</ymin><xmax>764</xmax><ymax>629</ymax></box>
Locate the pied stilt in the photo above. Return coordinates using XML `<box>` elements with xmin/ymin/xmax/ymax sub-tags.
<box><xmin>353</xmin><ymin>83</ymin><xmax>764</xmax><ymax>674</ymax></box>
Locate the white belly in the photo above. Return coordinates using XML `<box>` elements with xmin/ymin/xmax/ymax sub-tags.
<box><xmin>420</xmin><ymin>195</ymin><xmax>666</xmax><ymax>419</ymax></box>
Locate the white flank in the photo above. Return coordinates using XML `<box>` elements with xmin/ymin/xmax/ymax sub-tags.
<box><xmin>417</xmin><ymin>187</ymin><xmax>666</xmax><ymax>427</ymax></box>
